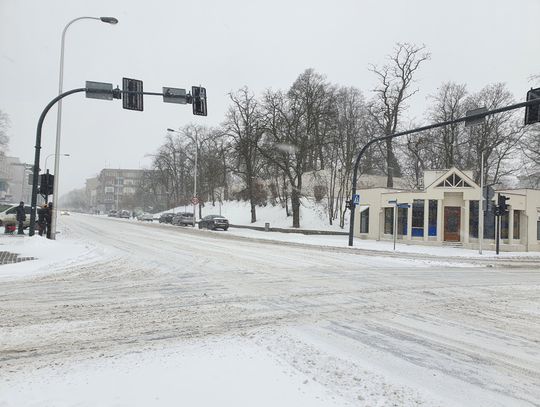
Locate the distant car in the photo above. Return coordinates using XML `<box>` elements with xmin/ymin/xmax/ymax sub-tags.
<box><xmin>60</xmin><ymin>210</ymin><xmax>70</xmax><ymax>216</ymax></box>
<box><xmin>198</xmin><ymin>215</ymin><xmax>229</xmax><ymax>231</ymax></box>
<box><xmin>108</xmin><ymin>210</ymin><xmax>118</xmax><ymax>217</ymax></box>
<box><xmin>137</xmin><ymin>213</ymin><xmax>154</xmax><ymax>222</ymax></box>
<box><xmin>172</xmin><ymin>212</ymin><xmax>195</xmax><ymax>226</ymax></box>
<box><xmin>119</xmin><ymin>210</ymin><xmax>131</xmax><ymax>219</ymax></box>
<box><xmin>0</xmin><ymin>204</ymin><xmax>32</xmax><ymax>227</ymax></box>
<box><xmin>158</xmin><ymin>213</ymin><xmax>175</xmax><ymax>224</ymax></box>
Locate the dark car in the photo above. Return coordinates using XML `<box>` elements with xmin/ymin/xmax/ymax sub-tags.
<box><xmin>159</xmin><ymin>213</ymin><xmax>175</xmax><ymax>224</ymax></box>
<box><xmin>108</xmin><ymin>210</ymin><xmax>118</xmax><ymax>217</ymax></box>
<box><xmin>198</xmin><ymin>215</ymin><xmax>229</xmax><ymax>231</ymax></box>
<box><xmin>119</xmin><ymin>210</ymin><xmax>131</xmax><ymax>219</ymax></box>
<box><xmin>172</xmin><ymin>212</ymin><xmax>195</xmax><ymax>226</ymax></box>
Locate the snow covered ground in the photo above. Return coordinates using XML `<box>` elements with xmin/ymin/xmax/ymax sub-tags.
<box><xmin>162</xmin><ymin>198</ymin><xmax>349</xmax><ymax>231</ymax></box>
<box><xmin>0</xmin><ymin>214</ymin><xmax>539</xmax><ymax>406</ymax></box>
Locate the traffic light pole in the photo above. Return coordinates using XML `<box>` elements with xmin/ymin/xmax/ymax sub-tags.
<box><xmin>348</xmin><ymin>97</ymin><xmax>540</xmax><ymax>247</ymax></box>
<box><xmin>31</xmin><ymin>84</ymin><xmax>206</xmax><ymax>237</ymax></box>
<box><xmin>496</xmin><ymin>193</ymin><xmax>501</xmax><ymax>256</ymax></box>
<box><xmin>29</xmin><ymin>88</ymin><xmax>86</xmax><ymax>236</ymax></box>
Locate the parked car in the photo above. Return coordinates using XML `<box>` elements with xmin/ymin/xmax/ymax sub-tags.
<box><xmin>108</xmin><ymin>210</ymin><xmax>118</xmax><ymax>217</ymax></box>
<box><xmin>119</xmin><ymin>210</ymin><xmax>131</xmax><ymax>219</ymax></box>
<box><xmin>172</xmin><ymin>212</ymin><xmax>195</xmax><ymax>226</ymax></box>
<box><xmin>60</xmin><ymin>210</ymin><xmax>70</xmax><ymax>216</ymax></box>
<box><xmin>137</xmin><ymin>213</ymin><xmax>154</xmax><ymax>222</ymax></box>
<box><xmin>158</xmin><ymin>213</ymin><xmax>175</xmax><ymax>224</ymax></box>
<box><xmin>198</xmin><ymin>215</ymin><xmax>229</xmax><ymax>231</ymax></box>
<box><xmin>0</xmin><ymin>203</ymin><xmax>32</xmax><ymax>227</ymax></box>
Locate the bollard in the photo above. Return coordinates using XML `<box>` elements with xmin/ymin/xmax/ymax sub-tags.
<box><xmin>265</xmin><ymin>222</ymin><xmax>270</xmax><ymax>232</ymax></box>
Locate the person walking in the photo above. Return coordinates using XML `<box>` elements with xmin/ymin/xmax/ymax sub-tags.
<box><xmin>46</xmin><ymin>202</ymin><xmax>53</xmax><ymax>239</ymax></box>
<box><xmin>37</xmin><ymin>204</ymin><xmax>48</xmax><ymax>236</ymax></box>
<box><xmin>16</xmin><ymin>201</ymin><xmax>26</xmax><ymax>235</ymax></box>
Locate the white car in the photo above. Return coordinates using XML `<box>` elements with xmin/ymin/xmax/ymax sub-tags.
<box><xmin>60</xmin><ymin>210</ymin><xmax>70</xmax><ymax>216</ymax></box>
<box><xmin>137</xmin><ymin>213</ymin><xmax>154</xmax><ymax>222</ymax></box>
<box><xmin>0</xmin><ymin>203</ymin><xmax>32</xmax><ymax>227</ymax></box>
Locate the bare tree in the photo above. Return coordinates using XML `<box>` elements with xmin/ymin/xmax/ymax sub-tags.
<box><xmin>322</xmin><ymin>86</ymin><xmax>372</xmax><ymax>227</ymax></box>
<box><xmin>260</xmin><ymin>69</ymin><xmax>332</xmax><ymax>228</ymax></box>
<box><xmin>426</xmin><ymin>82</ymin><xmax>468</xmax><ymax>168</ymax></box>
<box><xmin>463</xmin><ymin>83</ymin><xmax>524</xmax><ymax>186</ymax></box>
<box><xmin>402</xmin><ymin>82</ymin><xmax>468</xmax><ymax>187</ymax></box>
<box><xmin>225</xmin><ymin>87</ymin><xmax>265</xmax><ymax>222</ymax></box>
<box><xmin>368</xmin><ymin>43</ymin><xmax>430</xmax><ymax>187</ymax></box>
<box><xmin>520</xmin><ymin>125</ymin><xmax>540</xmax><ymax>187</ymax></box>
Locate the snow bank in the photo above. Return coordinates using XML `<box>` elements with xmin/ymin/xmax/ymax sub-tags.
<box><xmin>162</xmin><ymin>198</ymin><xmax>348</xmax><ymax>231</ymax></box>
<box><xmin>0</xmin><ymin>337</ymin><xmax>349</xmax><ymax>407</ymax></box>
<box><xmin>0</xmin><ymin>233</ymin><xmax>99</xmax><ymax>281</ymax></box>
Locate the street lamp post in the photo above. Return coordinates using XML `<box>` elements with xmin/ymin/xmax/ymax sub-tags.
<box><xmin>11</xmin><ymin>163</ymin><xmax>33</xmax><ymax>203</ymax></box>
<box><xmin>50</xmin><ymin>16</ymin><xmax>118</xmax><ymax>240</ymax></box>
<box><xmin>167</xmin><ymin>128</ymin><xmax>198</xmax><ymax>226</ymax></box>
<box><xmin>45</xmin><ymin>153</ymin><xmax>70</xmax><ymax>172</ymax></box>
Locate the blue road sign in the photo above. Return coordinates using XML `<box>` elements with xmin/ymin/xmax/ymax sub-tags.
<box><xmin>397</xmin><ymin>203</ymin><xmax>411</xmax><ymax>209</ymax></box>
<box><xmin>352</xmin><ymin>194</ymin><xmax>360</xmax><ymax>205</ymax></box>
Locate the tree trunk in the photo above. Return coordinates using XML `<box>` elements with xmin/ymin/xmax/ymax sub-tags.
<box><xmin>249</xmin><ymin>180</ymin><xmax>257</xmax><ymax>223</ymax></box>
<box><xmin>386</xmin><ymin>138</ymin><xmax>401</xmax><ymax>187</ymax></box>
<box><xmin>291</xmin><ymin>188</ymin><xmax>301</xmax><ymax>228</ymax></box>
<box><xmin>250</xmin><ymin>201</ymin><xmax>256</xmax><ymax>223</ymax></box>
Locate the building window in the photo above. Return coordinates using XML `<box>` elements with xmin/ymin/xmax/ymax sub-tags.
<box><xmin>428</xmin><ymin>200</ymin><xmax>437</xmax><ymax>236</ymax></box>
<box><xmin>398</xmin><ymin>207</ymin><xmax>408</xmax><ymax>236</ymax></box>
<box><xmin>484</xmin><ymin>201</ymin><xmax>496</xmax><ymax>239</ymax></box>
<box><xmin>537</xmin><ymin>210</ymin><xmax>540</xmax><ymax>240</ymax></box>
<box><xmin>360</xmin><ymin>207</ymin><xmax>369</xmax><ymax>233</ymax></box>
<box><xmin>513</xmin><ymin>211</ymin><xmax>520</xmax><ymax>240</ymax></box>
<box><xmin>412</xmin><ymin>200</ymin><xmax>424</xmax><ymax>237</ymax></box>
<box><xmin>501</xmin><ymin>212</ymin><xmax>509</xmax><ymax>239</ymax></box>
<box><xmin>384</xmin><ymin>208</ymin><xmax>393</xmax><ymax>235</ymax></box>
<box><xmin>469</xmin><ymin>200</ymin><xmax>479</xmax><ymax>238</ymax></box>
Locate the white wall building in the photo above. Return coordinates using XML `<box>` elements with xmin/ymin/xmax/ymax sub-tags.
<box><xmin>354</xmin><ymin>168</ymin><xmax>540</xmax><ymax>252</ymax></box>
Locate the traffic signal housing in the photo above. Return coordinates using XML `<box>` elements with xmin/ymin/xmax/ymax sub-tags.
<box><xmin>192</xmin><ymin>86</ymin><xmax>207</xmax><ymax>116</ymax></box>
<box><xmin>497</xmin><ymin>194</ymin><xmax>510</xmax><ymax>216</ymax></box>
<box><xmin>525</xmin><ymin>87</ymin><xmax>540</xmax><ymax>125</ymax></box>
<box><xmin>123</xmin><ymin>77</ymin><xmax>144</xmax><ymax>111</ymax></box>
<box><xmin>39</xmin><ymin>173</ymin><xmax>54</xmax><ymax>195</ymax></box>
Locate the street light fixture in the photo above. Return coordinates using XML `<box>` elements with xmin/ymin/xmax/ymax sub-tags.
<box><xmin>50</xmin><ymin>16</ymin><xmax>119</xmax><ymax>240</ymax></box>
<box><xmin>167</xmin><ymin>128</ymin><xmax>198</xmax><ymax>226</ymax></box>
<box><xmin>45</xmin><ymin>153</ymin><xmax>70</xmax><ymax>172</ymax></box>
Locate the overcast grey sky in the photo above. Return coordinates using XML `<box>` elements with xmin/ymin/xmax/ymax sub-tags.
<box><xmin>1</xmin><ymin>0</ymin><xmax>539</xmax><ymax>194</ymax></box>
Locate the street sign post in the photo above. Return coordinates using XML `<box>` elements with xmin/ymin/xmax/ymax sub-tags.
<box><xmin>352</xmin><ymin>194</ymin><xmax>360</xmax><ymax>206</ymax></box>
<box><xmin>387</xmin><ymin>200</ymin><xmax>409</xmax><ymax>251</ymax></box>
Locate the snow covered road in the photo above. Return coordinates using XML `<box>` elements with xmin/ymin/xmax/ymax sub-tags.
<box><xmin>1</xmin><ymin>214</ymin><xmax>539</xmax><ymax>406</ymax></box>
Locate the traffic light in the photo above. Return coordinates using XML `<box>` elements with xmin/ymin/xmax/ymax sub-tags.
<box><xmin>39</xmin><ymin>173</ymin><xmax>54</xmax><ymax>195</ymax></box>
<box><xmin>497</xmin><ymin>194</ymin><xmax>510</xmax><ymax>215</ymax></box>
<box><xmin>123</xmin><ymin>77</ymin><xmax>144</xmax><ymax>111</ymax></box>
<box><xmin>525</xmin><ymin>87</ymin><xmax>540</xmax><ymax>125</ymax></box>
<box><xmin>192</xmin><ymin>86</ymin><xmax>207</xmax><ymax>116</ymax></box>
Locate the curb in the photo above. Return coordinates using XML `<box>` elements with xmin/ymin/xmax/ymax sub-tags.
<box><xmin>229</xmin><ymin>224</ymin><xmax>348</xmax><ymax>236</ymax></box>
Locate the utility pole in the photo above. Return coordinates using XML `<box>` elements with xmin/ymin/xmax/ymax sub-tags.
<box><xmin>479</xmin><ymin>151</ymin><xmax>484</xmax><ymax>254</ymax></box>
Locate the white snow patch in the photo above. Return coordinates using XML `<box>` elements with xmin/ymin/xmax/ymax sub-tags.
<box><xmin>0</xmin><ymin>337</ymin><xmax>351</xmax><ymax>407</ymax></box>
